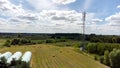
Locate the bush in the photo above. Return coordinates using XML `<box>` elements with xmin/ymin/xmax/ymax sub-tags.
<box><xmin>10</xmin><ymin>59</ymin><xmax>30</xmax><ymax>68</ymax></box>
<box><xmin>0</xmin><ymin>57</ymin><xmax>8</xmax><ymax>68</ymax></box>
<box><xmin>37</xmin><ymin>40</ymin><xmax>44</xmax><ymax>44</ymax></box>
<box><xmin>86</xmin><ymin>43</ymin><xmax>97</xmax><ymax>53</ymax></box>
<box><xmin>103</xmin><ymin>50</ymin><xmax>110</xmax><ymax>66</ymax></box>
<box><xmin>11</xmin><ymin>38</ymin><xmax>20</xmax><ymax>45</ymax></box>
<box><xmin>73</xmin><ymin>44</ymin><xmax>81</xmax><ymax>48</ymax></box>
<box><xmin>94</xmin><ymin>55</ymin><xmax>98</xmax><ymax>60</ymax></box>
<box><xmin>46</xmin><ymin>39</ymin><xmax>56</xmax><ymax>43</ymax></box>
<box><xmin>86</xmin><ymin>43</ymin><xmax>120</xmax><ymax>55</ymax></box>
<box><xmin>11</xmin><ymin>38</ymin><xmax>35</xmax><ymax>45</ymax></box>
<box><xmin>56</xmin><ymin>39</ymin><xmax>66</xmax><ymax>42</ymax></box>
<box><xmin>20</xmin><ymin>38</ymin><xmax>31</xmax><ymax>44</ymax></box>
<box><xmin>0</xmin><ymin>57</ymin><xmax>30</xmax><ymax>68</ymax></box>
<box><xmin>100</xmin><ymin>56</ymin><xmax>104</xmax><ymax>64</ymax></box>
<box><xmin>109</xmin><ymin>49</ymin><xmax>120</xmax><ymax>68</ymax></box>
<box><xmin>3</xmin><ymin>40</ymin><xmax>11</xmax><ymax>47</ymax></box>
<box><xmin>96</xmin><ymin>43</ymin><xmax>105</xmax><ymax>55</ymax></box>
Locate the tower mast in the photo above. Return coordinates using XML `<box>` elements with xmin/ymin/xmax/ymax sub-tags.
<box><xmin>81</xmin><ymin>11</ymin><xmax>86</xmax><ymax>51</ymax></box>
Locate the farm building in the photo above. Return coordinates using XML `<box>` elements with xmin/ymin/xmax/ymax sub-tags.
<box><xmin>0</xmin><ymin>51</ymin><xmax>32</xmax><ymax>63</ymax></box>
<box><xmin>0</xmin><ymin>52</ymin><xmax>12</xmax><ymax>60</ymax></box>
<box><xmin>21</xmin><ymin>51</ymin><xmax>32</xmax><ymax>63</ymax></box>
<box><xmin>7</xmin><ymin>51</ymin><xmax>22</xmax><ymax>63</ymax></box>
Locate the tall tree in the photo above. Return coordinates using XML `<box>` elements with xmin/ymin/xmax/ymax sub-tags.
<box><xmin>109</xmin><ymin>49</ymin><xmax>120</xmax><ymax>68</ymax></box>
<box><xmin>103</xmin><ymin>50</ymin><xmax>110</xmax><ymax>66</ymax></box>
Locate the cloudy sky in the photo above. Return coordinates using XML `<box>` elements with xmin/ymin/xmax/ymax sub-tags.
<box><xmin>0</xmin><ymin>0</ymin><xmax>120</xmax><ymax>35</ymax></box>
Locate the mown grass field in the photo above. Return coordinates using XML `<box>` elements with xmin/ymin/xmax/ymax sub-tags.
<box><xmin>0</xmin><ymin>44</ymin><xmax>109</xmax><ymax>68</ymax></box>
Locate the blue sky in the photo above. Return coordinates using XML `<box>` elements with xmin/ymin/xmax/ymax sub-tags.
<box><xmin>0</xmin><ymin>0</ymin><xmax>120</xmax><ymax>35</ymax></box>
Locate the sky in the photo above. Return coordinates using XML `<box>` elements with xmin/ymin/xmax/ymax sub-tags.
<box><xmin>0</xmin><ymin>0</ymin><xmax>120</xmax><ymax>35</ymax></box>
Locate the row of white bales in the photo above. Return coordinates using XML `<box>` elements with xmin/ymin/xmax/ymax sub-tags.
<box><xmin>0</xmin><ymin>51</ymin><xmax>32</xmax><ymax>63</ymax></box>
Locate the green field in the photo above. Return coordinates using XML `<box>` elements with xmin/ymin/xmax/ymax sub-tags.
<box><xmin>0</xmin><ymin>39</ymin><xmax>6</xmax><ymax>48</ymax></box>
<box><xmin>0</xmin><ymin>44</ymin><xmax>109</xmax><ymax>68</ymax></box>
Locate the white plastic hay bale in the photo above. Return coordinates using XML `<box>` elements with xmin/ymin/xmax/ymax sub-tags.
<box><xmin>7</xmin><ymin>51</ymin><xmax>22</xmax><ymax>63</ymax></box>
<box><xmin>21</xmin><ymin>51</ymin><xmax>32</xmax><ymax>63</ymax></box>
<box><xmin>0</xmin><ymin>52</ymin><xmax>12</xmax><ymax>60</ymax></box>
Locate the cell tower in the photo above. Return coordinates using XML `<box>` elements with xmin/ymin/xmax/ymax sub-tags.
<box><xmin>81</xmin><ymin>11</ymin><xmax>86</xmax><ymax>51</ymax></box>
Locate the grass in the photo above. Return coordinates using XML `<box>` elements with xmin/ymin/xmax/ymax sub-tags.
<box><xmin>51</xmin><ymin>40</ymin><xmax>80</xmax><ymax>47</ymax></box>
<box><xmin>0</xmin><ymin>44</ymin><xmax>109</xmax><ymax>68</ymax></box>
<box><xmin>0</xmin><ymin>39</ymin><xmax>6</xmax><ymax>48</ymax></box>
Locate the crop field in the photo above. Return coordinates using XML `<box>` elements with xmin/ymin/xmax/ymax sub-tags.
<box><xmin>0</xmin><ymin>44</ymin><xmax>109</xmax><ymax>68</ymax></box>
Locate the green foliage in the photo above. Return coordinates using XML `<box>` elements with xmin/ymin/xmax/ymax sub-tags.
<box><xmin>45</xmin><ymin>39</ymin><xmax>56</xmax><ymax>43</ymax></box>
<box><xmin>94</xmin><ymin>55</ymin><xmax>98</xmax><ymax>60</ymax></box>
<box><xmin>11</xmin><ymin>38</ymin><xmax>20</xmax><ymax>45</ymax></box>
<box><xmin>36</xmin><ymin>40</ymin><xmax>45</xmax><ymax>44</ymax></box>
<box><xmin>86</xmin><ymin>43</ymin><xmax>120</xmax><ymax>55</ymax></box>
<box><xmin>11</xmin><ymin>38</ymin><xmax>36</xmax><ymax>45</ymax></box>
<box><xmin>100</xmin><ymin>56</ymin><xmax>104</xmax><ymax>64</ymax></box>
<box><xmin>112</xmin><ymin>37</ymin><xmax>117</xmax><ymax>43</ymax></box>
<box><xmin>45</xmin><ymin>39</ymin><xmax>66</xmax><ymax>43</ymax></box>
<box><xmin>85</xmin><ymin>34</ymin><xmax>120</xmax><ymax>44</ymax></box>
<box><xmin>55</xmin><ymin>39</ymin><xmax>66</xmax><ymax>42</ymax></box>
<box><xmin>0</xmin><ymin>57</ymin><xmax>7</xmax><ymax>64</ymax></box>
<box><xmin>53</xmin><ymin>40</ymin><xmax>80</xmax><ymax>47</ymax></box>
<box><xmin>0</xmin><ymin>57</ymin><xmax>8</xmax><ymax>68</ymax></box>
<box><xmin>0</xmin><ymin>57</ymin><xmax>30</xmax><ymax>68</ymax></box>
<box><xmin>1</xmin><ymin>33</ymin><xmax>120</xmax><ymax>44</ymax></box>
<box><xmin>10</xmin><ymin>59</ymin><xmax>30</xmax><ymax>68</ymax></box>
<box><xmin>17</xmin><ymin>33</ymin><xmax>22</xmax><ymax>38</ymax></box>
<box><xmin>86</xmin><ymin>43</ymin><xmax>97</xmax><ymax>53</ymax></box>
<box><xmin>103</xmin><ymin>50</ymin><xmax>110</xmax><ymax>66</ymax></box>
<box><xmin>90</xmin><ymin>37</ymin><xmax>102</xmax><ymax>42</ymax></box>
<box><xmin>96</xmin><ymin>43</ymin><xmax>105</xmax><ymax>55</ymax></box>
<box><xmin>109</xmin><ymin>49</ymin><xmax>120</xmax><ymax>68</ymax></box>
<box><xmin>20</xmin><ymin>38</ymin><xmax>31</xmax><ymax>44</ymax></box>
<box><xmin>3</xmin><ymin>40</ymin><xmax>11</xmax><ymax>47</ymax></box>
<box><xmin>73</xmin><ymin>44</ymin><xmax>81</xmax><ymax>48</ymax></box>
<box><xmin>33</xmin><ymin>39</ymin><xmax>66</xmax><ymax>44</ymax></box>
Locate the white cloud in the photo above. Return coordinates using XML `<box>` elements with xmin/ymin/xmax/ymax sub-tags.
<box><xmin>0</xmin><ymin>0</ymin><xmax>28</xmax><ymax>21</ymax></box>
<box><xmin>1</xmin><ymin>8</ymin><xmax>97</xmax><ymax>33</ymax></box>
<box><xmin>94</xmin><ymin>12</ymin><xmax>120</xmax><ymax>35</ymax></box>
<box><xmin>40</xmin><ymin>10</ymin><xmax>97</xmax><ymax>24</ymax></box>
<box><xmin>26</xmin><ymin>0</ymin><xmax>57</xmax><ymax>10</ymax></box>
<box><xmin>52</xmin><ymin>0</ymin><xmax>76</xmax><ymax>5</ymax></box>
<box><xmin>0</xmin><ymin>18</ymin><xmax>8</xmax><ymax>25</ymax></box>
<box><xmin>0</xmin><ymin>0</ymin><xmax>25</xmax><ymax>15</ymax></box>
<box><xmin>39</xmin><ymin>10</ymin><xmax>82</xmax><ymax>24</ymax></box>
<box><xmin>17</xmin><ymin>13</ymin><xmax>38</xmax><ymax>21</ymax></box>
<box><xmin>105</xmin><ymin>12</ymin><xmax>120</xmax><ymax>26</ymax></box>
<box><xmin>92</xmin><ymin>18</ymin><xmax>103</xmax><ymax>23</ymax></box>
<box><xmin>117</xmin><ymin>5</ymin><xmax>120</xmax><ymax>8</ymax></box>
<box><xmin>0</xmin><ymin>0</ymin><xmax>119</xmax><ymax>35</ymax></box>
<box><xmin>96</xmin><ymin>25</ymin><xmax>120</xmax><ymax>35</ymax></box>
<box><xmin>26</xmin><ymin>0</ymin><xmax>76</xmax><ymax>10</ymax></box>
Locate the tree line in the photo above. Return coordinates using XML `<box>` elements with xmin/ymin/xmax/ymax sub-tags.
<box><xmin>86</xmin><ymin>43</ymin><xmax>120</xmax><ymax>55</ymax></box>
<box><xmin>0</xmin><ymin>33</ymin><xmax>120</xmax><ymax>43</ymax></box>
<box><xmin>3</xmin><ymin>38</ymin><xmax>36</xmax><ymax>47</ymax></box>
<box><xmin>85</xmin><ymin>43</ymin><xmax>120</xmax><ymax>68</ymax></box>
<box><xmin>3</xmin><ymin>38</ymin><xmax>67</xmax><ymax>47</ymax></box>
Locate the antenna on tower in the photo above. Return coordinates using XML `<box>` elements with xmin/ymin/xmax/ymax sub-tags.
<box><xmin>80</xmin><ymin>11</ymin><xmax>86</xmax><ymax>51</ymax></box>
